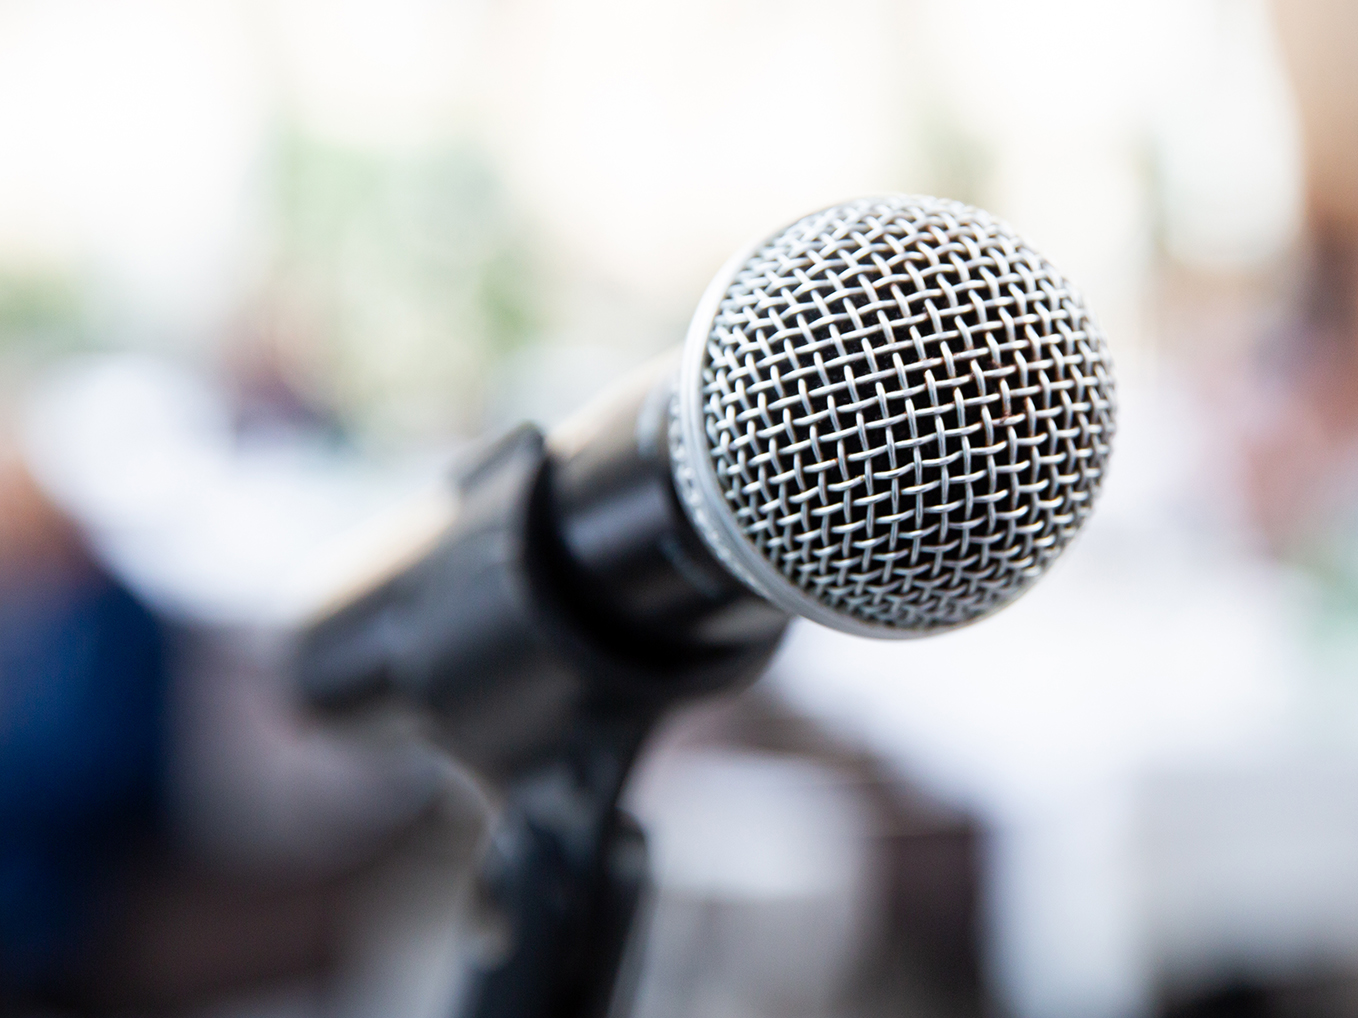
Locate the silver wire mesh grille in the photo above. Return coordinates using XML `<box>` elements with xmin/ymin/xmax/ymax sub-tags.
<box><xmin>694</xmin><ymin>196</ymin><xmax>1115</xmax><ymax>632</ymax></box>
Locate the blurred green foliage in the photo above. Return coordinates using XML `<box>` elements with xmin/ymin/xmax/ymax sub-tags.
<box><xmin>0</xmin><ymin>271</ymin><xmax>88</xmax><ymax>354</ymax></box>
<box><xmin>267</xmin><ymin>129</ymin><xmax>543</xmax><ymax>441</ymax></box>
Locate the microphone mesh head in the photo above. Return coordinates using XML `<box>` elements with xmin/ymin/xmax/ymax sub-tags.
<box><xmin>673</xmin><ymin>195</ymin><xmax>1116</xmax><ymax>637</ymax></box>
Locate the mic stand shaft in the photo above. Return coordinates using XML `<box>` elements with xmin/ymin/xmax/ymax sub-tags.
<box><xmin>458</xmin><ymin>718</ymin><xmax>653</xmax><ymax>1018</ymax></box>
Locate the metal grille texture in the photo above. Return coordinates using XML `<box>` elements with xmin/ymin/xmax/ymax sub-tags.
<box><xmin>689</xmin><ymin>195</ymin><xmax>1115</xmax><ymax>633</ymax></box>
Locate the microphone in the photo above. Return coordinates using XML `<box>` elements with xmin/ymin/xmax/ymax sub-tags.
<box><xmin>298</xmin><ymin>195</ymin><xmax>1116</xmax><ymax>1018</ymax></box>
<box><xmin>298</xmin><ymin>194</ymin><xmax>1116</xmax><ymax>777</ymax></box>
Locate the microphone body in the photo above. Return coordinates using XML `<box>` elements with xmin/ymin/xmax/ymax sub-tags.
<box><xmin>298</xmin><ymin>355</ymin><xmax>788</xmax><ymax>779</ymax></box>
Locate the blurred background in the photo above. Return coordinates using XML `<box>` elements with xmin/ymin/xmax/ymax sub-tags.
<box><xmin>4</xmin><ymin>0</ymin><xmax>1358</xmax><ymax>1015</ymax></box>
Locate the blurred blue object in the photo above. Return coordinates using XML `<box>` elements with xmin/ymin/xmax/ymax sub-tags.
<box><xmin>0</xmin><ymin>568</ymin><xmax>165</xmax><ymax>993</ymax></box>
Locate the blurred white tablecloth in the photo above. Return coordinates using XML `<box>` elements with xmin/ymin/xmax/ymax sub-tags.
<box><xmin>770</xmin><ymin>376</ymin><xmax>1358</xmax><ymax>1017</ymax></box>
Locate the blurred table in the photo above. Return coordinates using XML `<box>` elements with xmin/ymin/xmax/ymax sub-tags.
<box><xmin>770</xmin><ymin>378</ymin><xmax>1358</xmax><ymax>1018</ymax></box>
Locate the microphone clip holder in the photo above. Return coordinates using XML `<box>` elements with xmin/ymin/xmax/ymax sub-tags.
<box><xmin>300</xmin><ymin>423</ymin><xmax>785</xmax><ymax>1018</ymax></box>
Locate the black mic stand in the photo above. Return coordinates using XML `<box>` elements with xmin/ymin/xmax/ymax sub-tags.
<box><xmin>459</xmin><ymin>719</ymin><xmax>651</xmax><ymax>1018</ymax></box>
<box><xmin>299</xmin><ymin>400</ymin><xmax>788</xmax><ymax>1018</ymax></box>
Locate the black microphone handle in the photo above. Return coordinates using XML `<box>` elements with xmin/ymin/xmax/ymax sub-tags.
<box><xmin>295</xmin><ymin>351</ymin><xmax>786</xmax><ymax>779</ymax></box>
